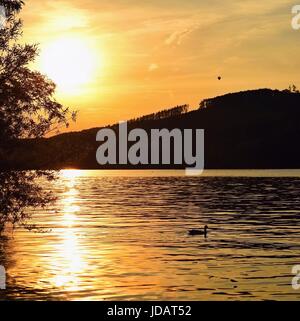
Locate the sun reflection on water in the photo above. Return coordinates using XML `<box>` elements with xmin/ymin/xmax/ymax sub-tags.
<box><xmin>51</xmin><ymin>169</ymin><xmax>86</xmax><ymax>291</ymax></box>
<box><xmin>52</xmin><ymin>229</ymin><xmax>85</xmax><ymax>291</ymax></box>
<box><xmin>62</xmin><ymin>192</ymin><xmax>80</xmax><ymax>227</ymax></box>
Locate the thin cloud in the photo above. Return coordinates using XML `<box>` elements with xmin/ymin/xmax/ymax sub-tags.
<box><xmin>165</xmin><ymin>22</ymin><xmax>200</xmax><ymax>46</ymax></box>
<box><xmin>148</xmin><ymin>63</ymin><xmax>159</xmax><ymax>71</ymax></box>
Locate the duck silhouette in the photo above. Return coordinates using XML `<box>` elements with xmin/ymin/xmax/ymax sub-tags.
<box><xmin>188</xmin><ymin>225</ymin><xmax>208</xmax><ymax>237</ymax></box>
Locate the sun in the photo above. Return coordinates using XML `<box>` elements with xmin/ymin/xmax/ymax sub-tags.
<box><xmin>40</xmin><ymin>37</ymin><xmax>98</xmax><ymax>94</ymax></box>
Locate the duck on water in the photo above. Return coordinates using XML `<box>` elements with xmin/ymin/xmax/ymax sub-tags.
<box><xmin>188</xmin><ymin>225</ymin><xmax>208</xmax><ymax>237</ymax></box>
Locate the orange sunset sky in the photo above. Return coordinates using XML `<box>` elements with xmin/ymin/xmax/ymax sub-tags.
<box><xmin>20</xmin><ymin>0</ymin><xmax>300</xmax><ymax>132</ymax></box>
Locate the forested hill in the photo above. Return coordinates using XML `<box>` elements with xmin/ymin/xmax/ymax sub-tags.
<box><xmin>3</xmin><ymin>88</ymin><xmax>300</xmax><ymax>169</ymax></box>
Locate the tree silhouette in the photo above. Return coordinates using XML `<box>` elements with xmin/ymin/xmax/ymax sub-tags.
<box><xmin>0</xmin><ymin>0</ymin><xmax>76</xmax><ymax>232</ymax></box>
<box><xmin>0</xmin><ymin>171</ymin><xmax>57</xmax><ymax>233</ymax></box>
<box><xmin>288</xmin><ymin>84</ymin><xmax>300</xmax><ymax>94</ymax></box>
<box><xmin>0</xmin><ymin>0</ymin><xmax>76</xmax><ymax>142</ymax></box>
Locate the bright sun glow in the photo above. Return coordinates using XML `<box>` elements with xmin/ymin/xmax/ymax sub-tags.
<box><xmin>40</xmin><ymin>37</ymin><xmax>99</xmax><ymax>94</ymax></box>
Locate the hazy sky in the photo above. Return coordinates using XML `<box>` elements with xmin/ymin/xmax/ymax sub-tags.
<box><xmin>20</xmin><ymin>0</ymin><xmax>299</xmax><ymax>132</ymax></box>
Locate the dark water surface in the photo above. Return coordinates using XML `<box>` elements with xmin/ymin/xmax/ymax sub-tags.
<box><xmin>1</xmin><ymin>170</ymin><xmax>300</xmax><ymax>300</ymax></box>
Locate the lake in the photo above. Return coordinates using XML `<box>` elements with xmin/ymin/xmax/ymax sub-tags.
<box><xmin>1</xmin><ymin>170</ymin><xmax>300</xmax><ymax>300</ymax></box>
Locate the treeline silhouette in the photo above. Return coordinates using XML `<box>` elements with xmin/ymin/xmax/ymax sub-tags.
<box><xmin>3</xmin><ymin>88</ymin><xmax>300</xmax><ymax>170</ymax></box>
<box><xmin>128</xmin><ymin>104</ymin><xmax>189</xmax><ymax>124</ymax></box>
<box><xmin>199</xmin><ymin>87</ymin><xmax>299</xmax><ymax>109</ymax></box>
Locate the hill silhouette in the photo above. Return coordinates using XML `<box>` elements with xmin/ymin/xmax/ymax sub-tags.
<box><xmin>2</xmin><ymin>88</ymin><xmax>300</xmax><ymax>170</ymax></box>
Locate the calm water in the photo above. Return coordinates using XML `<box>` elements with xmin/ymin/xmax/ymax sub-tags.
<box><xmin>1</xmin><ymin>170</ymin><xmax>300</xmax><ymax>300</ymax></box>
